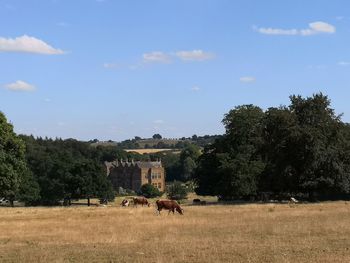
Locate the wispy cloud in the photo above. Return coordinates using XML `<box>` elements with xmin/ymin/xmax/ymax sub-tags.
<box><xmin>106</xmin><ymin>49</ymin><xmax>215</xmax><ymax>70</ymax></box>
<box><xmin>103</xmin><ymin>63</ymin><xmax>120</xmax><ymax>69</ymax></box>
<box><xmin>143</xmin><ymin>51</ymin><xmax>171</xmax><ymax>63</ymax></box>
<box><xmin>56</xmin><ymin>22</ymin><xmax>69</xmax><ymax>27</ymax></box>
<box><xmin>175</xmin><ymin>50</ymin><xmax>215</xmax><ymax>61</ymax></box>
<box><xmin>0</xmin><ymin>35</ymin><xmax>65</xmax><ymax>54</ymax></box>
<box><xmin>338</xmin><ymin>61</ymin><xmax>350</xmax><ymax>66</ymax></box>
<box><xmin>240</xmin><ymin>76</ymin><xmax>256</xmax><ymax>83</ymax></box>
<box><xmin>4</xmin><ymin>80</ymin><xmax>36</xmax><ymax>92</ymax></box>
<box><xmin>307</xmin><ymin>64</ymin><xmax>327</xmax><ymax>70</ymax></box>
<box><xmin>191</xmin><ymin>86</ymin><xmax>201</xmax><ymax>92</ymax></box>
<box><xmin>153</xmin><ymin>120</ymin><xmax>164</xmax><ymax>124</ymax></box>
<box><xmin>255</xmin><ymin>21</ymin><xmax>335</xmax><ymax>36</ymax></box>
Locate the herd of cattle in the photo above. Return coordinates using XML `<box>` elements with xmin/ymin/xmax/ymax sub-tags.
<box><xmin>121</xmin><ymin>197</ymin><xmax>184</xmax><ymax>215</ymax></box>
<box><xmin>119</xmin><ymin>196</ymin><xmax>299</xmax><ymax>215</ymax></box>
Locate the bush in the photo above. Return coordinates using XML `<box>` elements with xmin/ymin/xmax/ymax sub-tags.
<box><xmin>139</xmin><ymin>184</ymin><xmax>162</xmax><ymax>198</ymax></box>
<box><xmin>167</xmin><ymin>181</ymin><xmax>188</xmax><ymax>200</ymax></box>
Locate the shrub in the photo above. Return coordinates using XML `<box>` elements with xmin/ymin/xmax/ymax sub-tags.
<box><xmin>167</xmin><ymin>181</ymin><xmax>188</xmax><ymax>200</ymax></box>
<box><xmin>139</xmin><ymin>184</ymin><xmax>162</xmax><ymax>198</ymax></box>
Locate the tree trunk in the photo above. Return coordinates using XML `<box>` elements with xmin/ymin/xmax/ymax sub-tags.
<box><xmin>87</xmin><ymin>197</ymin><xmax>90</xmax><ymax>206</ymax></box>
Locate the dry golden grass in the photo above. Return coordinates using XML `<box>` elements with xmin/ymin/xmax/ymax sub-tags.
<box><xmin>1</xmin><ymin>201</ymin><xmax>350</xmax><ymax>263</ymax></box>
<box><xmin>124</xmin><ymin>149</ymin><xmax>174</xmax><ymax>154</ymax></box>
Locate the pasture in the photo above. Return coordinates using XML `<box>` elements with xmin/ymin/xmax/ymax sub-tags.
<box><xmin>124</xmin><ymin>149</ymin><xmax>175</xmax><ymax>154</ymax></box>
<box><xmin>0</xmin><ymin>201</ymin><xmax>350</xmax><ymax>262</ymax></box>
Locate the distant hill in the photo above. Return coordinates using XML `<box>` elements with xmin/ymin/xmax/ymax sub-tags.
<box><xmin>124</xmin><ymin>149</ymin><xmax>177</xmax><ymax>154</ymax></box>
<box><xmin>90</xmin><ymin>135</ymin><xmax>222</xmax><ymax>149</ymax></box>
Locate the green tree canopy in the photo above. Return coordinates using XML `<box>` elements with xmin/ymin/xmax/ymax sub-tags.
<box><xmin>167</xmin><ymin>181</ymin><xmax>188</xmax><ymax>200</ymax></box>
<box><xmin>0</xmin><ymin>112</ymin><xmax>40</xmax><ymax>205</ymax></box>
<box><xmin>152</xmin><ymin>134</ymin><xmax>162</xmax><ymax>139</ymax></box>
<box><xmin>139</xmin><ymin>183</ymin><xmax>162</xmax><ymax>198</ymax></box>
<box><xmin>195</xmin><ymin>94</ymin><xmax>350</xmax><ymax>201</ymax></box>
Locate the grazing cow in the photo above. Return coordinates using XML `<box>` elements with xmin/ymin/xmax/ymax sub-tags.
<box><xmin>289</xmin><ymin>197</ymin><xmax>299</xmax><ymax>204</ymax></box>
<box><xmin>121</xmin><ymin>199</ymin><xmax>130</xmax><ymax>207</ymax></box>
<box><xmin>156</xmin><ymin>200</ymin><xmax>183</xmax><ymax>215</ymax></box>
<box><xmin>193</xmin><ymin>198</ymin><xmax>201</xmax><ymax>205</ymax></box>
<box><xmin>133</xmin><ymin>197</ymin><xmax>151</xmax><ymax>207</ymax></box>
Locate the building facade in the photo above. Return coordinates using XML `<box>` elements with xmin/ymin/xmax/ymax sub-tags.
<box><xmin>105</xmin><ymin>160</ymin><xmax>165</xmax><ymax>192</ymax></box>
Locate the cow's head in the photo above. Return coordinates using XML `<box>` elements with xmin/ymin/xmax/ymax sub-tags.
<box><xmin>176</xmin><ymin>207</ymin><xmax>184</xmax><ymax>215</ymax></box>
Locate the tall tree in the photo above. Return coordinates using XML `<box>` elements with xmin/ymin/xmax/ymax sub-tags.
<box><xmin>0</xmin><ymin>112</ymin><xmax>39</xmax><ymax>205</ymax></box>
<box><xmin>152</xmin><ymin>134</ymin><xmax>162</xmax><ymax>139</ymax></box>
<box><xmin>195</xmin><ymin>105</ymin><xmax>265</xmax><ymax>199</ymax></box>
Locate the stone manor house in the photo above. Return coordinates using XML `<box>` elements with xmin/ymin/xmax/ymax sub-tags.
<box><xmin>105</xmin><ymin>160</ymin><xmax>165</xmax><ymax>192</ymax></box>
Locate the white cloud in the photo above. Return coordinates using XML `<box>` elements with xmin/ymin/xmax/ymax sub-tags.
<box><xmin>103</xmin><ymin>63</ymin><xmax>120</xmax><ymax>69</ymax></box>
<box><xmin>56</xmin><ymin>22</ymin><xmax>69</xmax><ymax>27</ymax></box>
<box><xmin>191</xmin><ymin>86</ymin><xmax>200</xmax><ymax>91</ymax></box>
<box><xmin>4</xmin><ymin>80</ymin><xmax>36</xmax><ymax>92</ymax></box>
<box><xmin>175</xmin><ymin>50</ymin><xmax>214</xmax><ymax>61</ymax></box>
<box><xmin>255</xmin><ymin>21</ymin><xmax>335</xmax><ymax>36</ymax></box>
<box><xmin>338</xmin><ymin>61</ymin><xmax>350</xmax><ymax>66</ymax></box>
<box><xmin>307</xmin><ymin>64</ymin><xmax>327</xmax><ymax>70</ymax></box>
<box><xmin>0</xmin><ymin>35</ymin><xmax>65</xmax><ymax>54</ymax></box>
<box><xmin>240</xmin><ymin>76</ymin><xmax>256</xmax><ymax>83</ymax></box>
<box><xmin>143</xmin><ymin>51</ymin><xmax>171</xmax><ymax>63</ymax></box>
<box><xmin>256</xmin><ymin>27</ymin><xmax>298</xmax><ymax>35</ymax></box>
<box><xmin>153</xmin><ymin>120</ymin><xmax>164</xmax><ymax>124</ymax></box>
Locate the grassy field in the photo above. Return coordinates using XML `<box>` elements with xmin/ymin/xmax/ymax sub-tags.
<box><xmin>0</xmin><ymin>201</ymin><xmax>350</xmax><ymax>263</ymax></box>
<box><xmin>124</xmin><ymin>149</ymin><xmax>175</xmax><ymax>154</ymax></box>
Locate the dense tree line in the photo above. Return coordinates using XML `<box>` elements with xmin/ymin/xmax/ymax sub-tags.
<box><xmin>149</xmin><ymin>144</ymin><xmax>201</xmax><ymax>182</ymax></box>
<box><xmin>115</xmin><ymin>135</ymin><xmax>219</xmax><ymax>149</ymax></box>
<box><xmin>195</xmin><ymin>93</ymin><xmax>350</xmax><ymax>201</ymax></box>
<box><xmin>0</xmin><ymin>111</ymin><xmax>145</xmax><ymax>206</ymax></box>
<box><xmin>3</xmin><ymin>93</ymin><xmax>348</xmax><ymax>204</ymax></box>
<box><xmin>19</xmin><ymin>136</ymin><xmax>147</xmax><ymax>205</ymax></box>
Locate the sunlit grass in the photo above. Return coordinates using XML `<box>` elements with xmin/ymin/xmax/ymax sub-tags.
<box><xmin>0</xmin><ymin>201</ymin><xmax>349</xmax><ymax>262</ymax></box>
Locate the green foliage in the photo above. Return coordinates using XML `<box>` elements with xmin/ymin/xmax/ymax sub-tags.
<box><xmin>139</xmin><ymin>183</ymin><xmax>162</xmax><ymax>198</ymax></box>
<box><xmin>20</xmin><ymin>135</ymin><xmax>117</xmax><ymax>205</ymax></box>
<box><xmin>0</xmin><ymin>112</ymin><xmax>39</xmax><ymax>205</ymax></box>
<box><xmin>148</xmin><ymin>145</ymin><xmax>201</xmax><ymax>182</ymax></box>
<box><xmin>195</xmin><ymin>105</ymin><xmax>265</xmax><ymax>199</ymax></box>
<box><xmin>195</xmin><ymin>94</ymin><xmax>350</xmax><ymax>201</ymax></box>
<box><xmin>167</xmin><ymin>181</ymin><xmax>188</xmax><ymax>200</ymax></box>
<box><xmin>177</xmin><ymin>144</ymin><xmax>201</xmax><ymax>181</ymax></box>
<box><xmin>17</xmin><ymin>168</ymin><xmax>41</xmax><ymax>205</ymax></box>
<box><xmin>152</xmin><ymin>134</ymin><xmax>162</xmax><ymax>139</ymax></box>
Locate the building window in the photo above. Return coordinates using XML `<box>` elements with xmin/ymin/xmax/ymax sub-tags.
<box><xmin>158</xmin><ymin>183</ymin><xmax>161</xmax><ymax>189</ymax></box>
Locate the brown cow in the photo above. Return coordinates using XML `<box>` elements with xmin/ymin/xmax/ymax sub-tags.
<box><xmin>156</xmin><ymin>200</ymin><xmax>183</xmax><ymax>215</ymax></box>
<box><xmin>133</xmin><ymin>197</ymin><xmax>151</xmax><ymax>207</ymax></box>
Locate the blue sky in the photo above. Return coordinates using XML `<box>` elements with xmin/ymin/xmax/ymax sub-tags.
<box><xmin>1</xmin><ymin>0</ymin><xmax>350</xmax><ymax>141</ymax></box>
